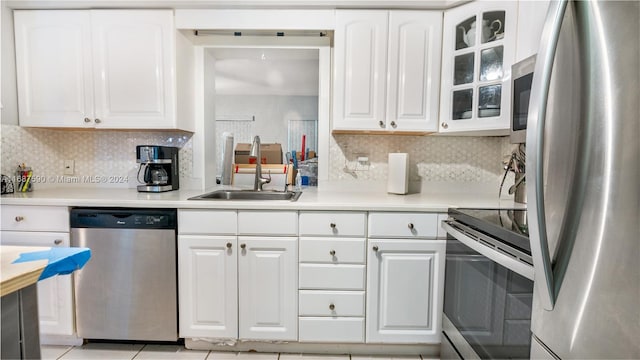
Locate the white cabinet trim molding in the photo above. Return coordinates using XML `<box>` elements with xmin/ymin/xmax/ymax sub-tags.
<box><xmin>175</xmin><ymin>9</ymin><xmax>336</xmax><ymax>30</ymax></box>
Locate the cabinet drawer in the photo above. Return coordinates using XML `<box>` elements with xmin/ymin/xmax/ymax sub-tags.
<box><xmin>368</xmin><ymin>212</ymin><xmax>438</xmax><ymax>238</ymax></box>
<box><xmin>299</xmin><ymin>212</ymin><xmax>366</xmax><ymax>237</ymax></box>
<box><xmin>299</xmin><ymin>238</ymin><xmax>365</xmax><ymax>264</ymax></box>
<box><xmin>299</xmin><ymin>264</ymin><xmax>365</xmax><ymax>290</ymax></box>
<box><xmin>238</xmin><ymin>211</ymin><xmax>297</xmax><ymax>236</ymax></box>
<box><xmin>1</xmin><ymin>231</ymin><xmax>70</xmax><ymax>247</ymax></box>
<box><xmin>1</xmin><ymin>205</ymin><xmax>69</xmax><ymax>232</ymax></box>
<box><xmin>178</xmin><ymin>209</ymin><xmax>237</xmax><ymax>235</ymax></box>
<box><xmin>299</xmin><ymin>317</ymin><xmax>364</xmax><ymax>343</ymax></box>
<box><xmin>299</xmin><ymin>290</ymin><xmax>364</xmax><ymax>317</ymax></box>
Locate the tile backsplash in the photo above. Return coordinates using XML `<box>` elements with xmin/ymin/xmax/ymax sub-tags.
<box><xmin>1</xmin><ymin>125</ymin><xmax>193</xmax><ymax>188</ymax></box>
<box><xmin>1</xmin><ymin>124</ymin><xmax>513</xmax><ymax>189</ymax></box>
<box><xmin>330</xmin><ymin>134</ymin><xmax>511</xmax><ymax>183</ymax></box>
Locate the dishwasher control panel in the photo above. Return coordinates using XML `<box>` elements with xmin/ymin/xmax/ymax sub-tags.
<box><xmin>70</xmin><ymin>208</ymin><xmax>177</xmax><ymax>229</ymax></box>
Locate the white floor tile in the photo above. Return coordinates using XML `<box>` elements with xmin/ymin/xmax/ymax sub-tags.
<box><xmin>207</xmin><ymin>352</ymin><xmax>279</xmax><ymax>360</ymax></box>
<box><xmin>134</xmin><ymin>344</ymin><xmax>209</xmax><ymax>359</ymax></box>
<box><xmin>41</xmin><ymin>345</ymin><xmax>73</xmax><ymax>360</ymax></box>
<box><xmin>59</xmin><ymin>342</ymin><xmax>144</xmax><ymax>360</ymax></box>
<box><xmin>280</xmin><ymin>353</ymin><xmax>349</xmax><ymax>360</ymax></box>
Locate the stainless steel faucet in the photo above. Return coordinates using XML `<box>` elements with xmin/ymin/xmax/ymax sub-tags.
<box><xmin>250</xmin><ymin>136</ymin><xmax>271</xmax><ymax>191</ymax></box>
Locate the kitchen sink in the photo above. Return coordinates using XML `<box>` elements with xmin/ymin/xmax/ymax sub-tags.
<box><xmin>188</xmin><ymin>189</ymin><xmax>302</xmax><ymax>201</ymax></box>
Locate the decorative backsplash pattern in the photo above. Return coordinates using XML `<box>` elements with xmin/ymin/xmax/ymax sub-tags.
<box><xmin>1</xmin><ymin>125</ymin><xmax>193</xmax><ymax>188</ymax></box>
<box><xmin>1</xmin><ymin>124</ymin><xmax>512</xmax><ymax>189</ymax></box>
<box><xmin>330</xmin><ymin>134</ymin><xmax>510</xmax><ymax>183</ymax></box>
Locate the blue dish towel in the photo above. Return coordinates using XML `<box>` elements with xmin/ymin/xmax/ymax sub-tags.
<box><xmin>12</xmin><ymin>247</ymin><xmax>91</xmax><ymax>281</ymax></box>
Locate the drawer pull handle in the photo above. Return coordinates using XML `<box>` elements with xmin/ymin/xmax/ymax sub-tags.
<box><xmin>373</xmin><ymin>245</ymin><xmax>379</xmax><ymax>252</ymax></box>
<box><xmin>84</xmin><ymin>117</ymin><xmax>91</xmax><ymax>123</ymax></box>
<box><xmin>330</xmin><ymin>223</ymin><xmax>336</xmax><ymax>229</ymax></box>
<box><xmin>226</xmin><ymin>242</ymin><xmax>232</xmax><ymax>249</ymax></box>
<box><xmin>15</xmin><ymin>216</ymin><xmax>24</xmax><ymax>222</ymax></box>
<box><xmin>94</xmin><ymin>118</ymin><xmax>102</xmax><ymax>124</ymax></box>
<box><xmin>329</xmin><ymin>303</ymin><xmax>335</xmax><ymax>310</ymax></box>
<box><xmin>240</xmin><ymin>244</ymin><xmax>246</xmax><ymax>249</ymax></box>
<box><xmin>390</xmin><ymin>120</ymin><xmax>397</xmax><ymax>127</ymax></box>
<box><xmin>408</xmin><ymin>223</ymin><xmax>414</xmax><ymax>230</ymax></box>
<box><xmin>329</xmin><ymin>250</ymin><xmax>336</xmax><ymax>256</ymax></box>
<box><xmin>54</xmin><ymin>239</ymin><xmax>63</xmax><ymax>245</ymax></box>
<box><xmin>379</xmin><ymin>120</ymin><xmax>384</xmax><ymax>127</ymax></box>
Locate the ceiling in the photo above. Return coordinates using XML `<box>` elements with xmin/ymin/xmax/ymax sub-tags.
<box><xmin>209</xmin><ymin>48</ymin><xmax>320</xmax><ymax>96</ymax></box>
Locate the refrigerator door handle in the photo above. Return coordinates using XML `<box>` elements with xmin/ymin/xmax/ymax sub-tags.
<box><xmin>526</xmin><ymin>0</ymin><xmax>569</xmax><ymax>311</ymax></box>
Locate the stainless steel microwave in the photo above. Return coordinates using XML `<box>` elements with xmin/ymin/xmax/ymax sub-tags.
<box><xmin>511</xmin><ymin>55</ymin><xmax>536</xmax><ymax>143</ymax></box>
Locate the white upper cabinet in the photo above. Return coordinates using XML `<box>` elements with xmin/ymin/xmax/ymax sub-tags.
<box><xmin>515</xmin><ymin>1</ymin><xmax>550</xmax><ymax>62</ymax></box>
<box><xmin>90</xmin><ymin>11</ymin><xmax>176</xmax><ymax>129</ymax></box>
<box><xmin>333</xmin><ymin>10</ymin><xmax>442</xmax><ymax>133</ymax></box>
<box><xmin>14</xmin><ymin>10</ymin><xmax>181</xmax><ymax>130</ymax></box>
<box><xmin>439</xmin><ymin>1</ymin><xmax>517</xmax><ymax>134</ymax></box>
<box><xmin>333</xmin><ymin>11</ymin><xmax>388</xmax><ymax>131</ymax></box>
<box><xmin>14</xmin><ymin>11</ymin><xmax>93</xmax><ymax>127</ymax></box>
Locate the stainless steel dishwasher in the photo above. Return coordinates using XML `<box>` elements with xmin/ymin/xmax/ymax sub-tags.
<box><xmin>70</xmin><ymin>208</ymin><xmax>177</xmax><ymax>341</ymax></box>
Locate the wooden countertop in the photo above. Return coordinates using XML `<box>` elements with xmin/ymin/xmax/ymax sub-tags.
<box><xmin>0</xmin><ymin>246</ymin><xmax>49</xmax><ymax>297</ymax></box>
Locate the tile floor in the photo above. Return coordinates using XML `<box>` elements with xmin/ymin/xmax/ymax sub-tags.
<box><xmin>41</xmin><ymin>343</ymin><xmax>435</xmax><ymax>360</ymax></box>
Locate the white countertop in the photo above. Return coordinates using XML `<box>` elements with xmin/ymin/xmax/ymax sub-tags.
<box><xmin>0</xmin><ymin>181</ymin><xmax>521</xmax><ymax>212</ymax></box>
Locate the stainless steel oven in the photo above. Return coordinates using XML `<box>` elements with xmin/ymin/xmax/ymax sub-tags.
<box><xmin>441</xmin><ymin>209</ymin><xmax>534</xmax><ymax>359</ymax></box>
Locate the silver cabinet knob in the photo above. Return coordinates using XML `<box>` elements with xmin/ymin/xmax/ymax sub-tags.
<box><xmin>441</xmin><ymin>122</ymin><xmax>449</xmax><ymax>129</ymax></box>
<box><xmin>84</xmin><ymin>117</ymin><xmax>91</xmax><ymax>123</ymax></box>
<box><xmin>240</xmin><ymin>244</ymin><xmax>246</xmax><ymax>249</ymax></box>
<box><xmin>94</xmin><ymin>118</ymin><xmax>101</xmax><ymax>124</ymax></box>
<box><xmin>330</xmin><ymin>223</ymin><xmax>336</xmax><ymax>229</ymax></box>
<box><xmin>379</xmin><ymin>120</ymin><xmax>384</xmax><ymax>127</ymax></box>
<box><xmin>226</xmin><ymin>242</ymin><xmax>232</xmax><ymax>249</ymax></box>
<box><xmin>329</xmin><ymin>303</ymin><xmax>335</xmax><ymax>310</ymax></box>
<box><xmin>329</xmin><ymin>250</ymin><xmax>336</xmax><ymax>256</ymax></box>
<box><xmin>54</xmin><ymin>239</ymin><xmax>63</xmax><ymax>245</ymax></box>
<box><xmin>390</xmin><ymin>121</ymin><xmax>397</xmax><ymax>127</ymax></box>
<box><xmin>408</xmin><ymin>223</ymin><xmax>414</xmax><ymax>230</ymax></box>
<box><xmin>15</xmin><ymin>216</ymin><xmax>24</xmax><ymax>222</ymax></box>
<box><xmin>373</xmin><ymin>245</ymin><xmax>379</xmax><ymax>252</ymax></box>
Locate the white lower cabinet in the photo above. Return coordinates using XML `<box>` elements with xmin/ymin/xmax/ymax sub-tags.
<box><xmin>178</xmin><ymin>210</ymin><xmax>298</xmax><ymax>342</ymax></box>
<box><xmin>0</xmin><ymin>205</ymin><xmax>74</xmax><ymax>340</ymax></box>
<box><xmin>366</xmin><ymin>239</ymin><xmax>446</xmax><ymax>343</ymax></box>
<box><xmin>238</xmin><ymin>236</ymin><xmax>298</xmax><ymax>341</ymax></box>
<box><xmin>1</xmin><ymin>231</ymin><xmax>74</xmax><ymax>337</ymax></box>
<box><xmin>178</xmin><ymin>235</ymin><xmax>238</xmax><ymax>338</ymax></box>
<box><xmin>298</xmin><ymin>211</ymin><xmax>367</xmax><ymax>343</ymax></box>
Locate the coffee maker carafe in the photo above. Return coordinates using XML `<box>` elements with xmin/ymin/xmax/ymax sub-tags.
<box><xmin>136</xmin><ymin>145</ymin><xmax>179</xmax><ymax>192</ymax></box>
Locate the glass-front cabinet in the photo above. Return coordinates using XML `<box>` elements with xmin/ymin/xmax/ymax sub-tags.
<box><xmin>439</xmin><ymin>2</ymin><xmax>517</xmax><ymax>134</ymax></box>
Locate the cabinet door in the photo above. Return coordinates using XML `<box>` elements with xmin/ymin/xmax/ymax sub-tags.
<box><xmin>515</xmin><ymin>1</ymin><xmax>550</xmax><ymax>62</ymax></box>
<box><xmin>14</xmin><ymin>10</ymin><xmax>94</xmax><ymax>127</ymax></box>
<box><xmin>0</xmin><ymin>231</ymin><xmax>73</xmax><ymax>336</ymax></box>
<box><xmin>386</xmin><ymin>11</ymin><xmax>442</xmax><ymax>132</ymax></box>
<box><xmin>333</xmin><ymin>11</ymin><xmax>388</xmax><ymax>131</ymax></box>
<box><xmin>178</xmin><ymin>235</ymin><xmax>238</xmax><ymax>338</ymax></box>
<box><xmin>439</xmin><ymin>1</ymin><xmax>517</xmax><ymax>134</ymax></box>
<box><xmin>238</xmin><ymin>236</ymin><xmax>297</xmax><ymax>341</ymax></box>
<box><xmin>366</xmin><ymin>239</ymin><xmax>446</xmax><ymax>343</ymax></box>
<box><xmin>91</xmin><ymin>10</ymin><xmax>175</xmax><ymax>129</ymax></box>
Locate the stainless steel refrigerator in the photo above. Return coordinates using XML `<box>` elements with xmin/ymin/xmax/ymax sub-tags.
<box><xmin>526</xmin><ymin>0</ymin><xmax>639</xmax><ymax>358</ymax></box>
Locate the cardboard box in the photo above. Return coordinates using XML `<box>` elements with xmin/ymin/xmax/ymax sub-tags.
<box><xmin>235</xmin><ymin>143</ymin><xmax>283</xmax><ymax>164</ymax></box>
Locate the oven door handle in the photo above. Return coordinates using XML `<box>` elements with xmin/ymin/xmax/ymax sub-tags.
<box><xmin>526</xmin><ymin>0</ymin><xmax>569</xmax><ymax>311</ymax></box>
<box><xmin>443</xmin><ymin>221</ymin><xmax>534</xmax><ymax>281</ymax></box>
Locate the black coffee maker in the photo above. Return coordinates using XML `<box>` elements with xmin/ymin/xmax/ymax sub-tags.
<box><xmin>136</xmin><ymin>145</ymin><xmax>179</xmax><ymax>192</ymax></box>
